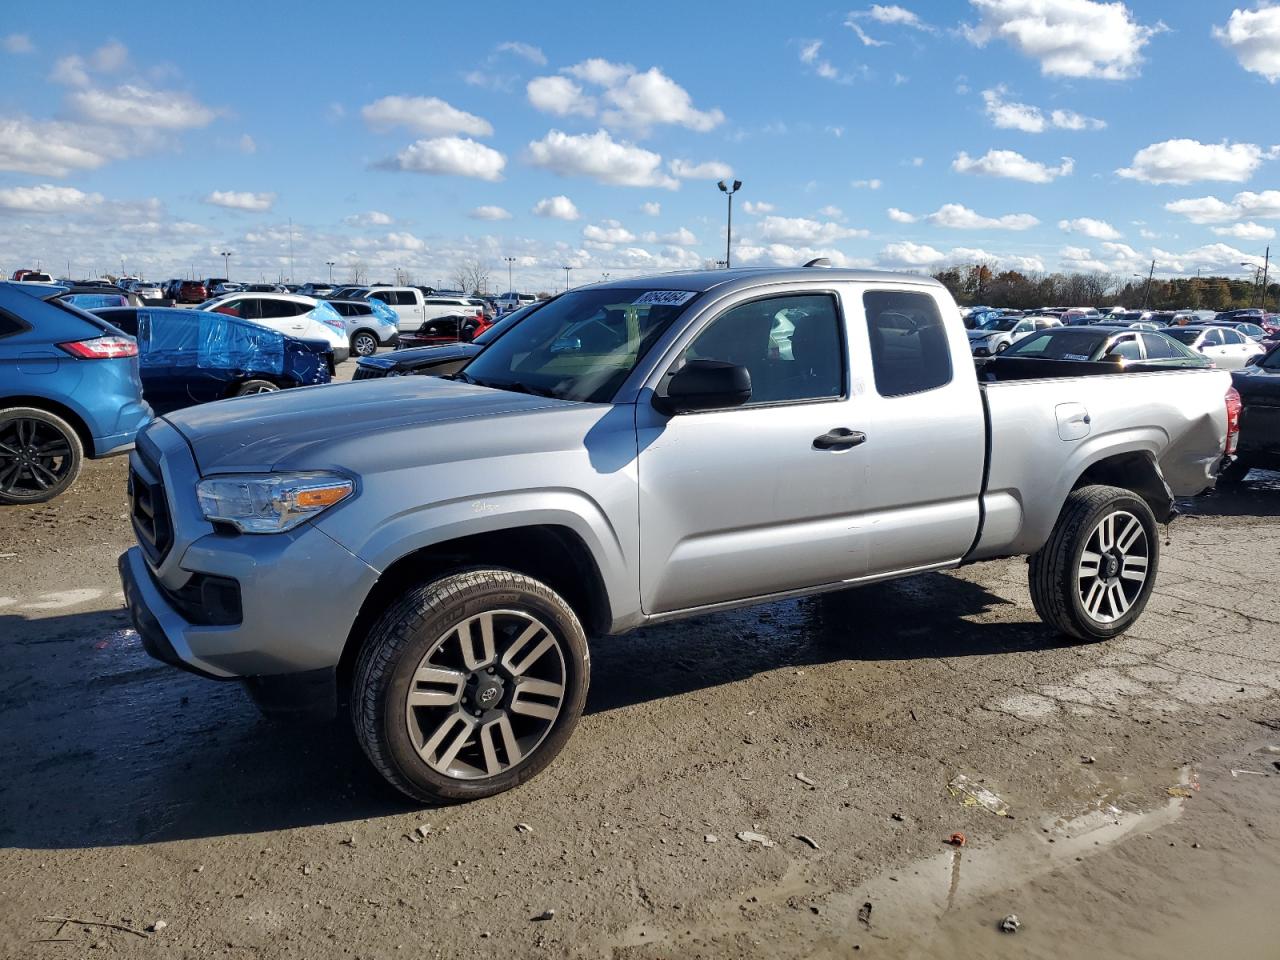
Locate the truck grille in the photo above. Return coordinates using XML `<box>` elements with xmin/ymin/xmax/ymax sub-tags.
<box><xmin>129</xmin><ymin>446</ymin><xmax>173</xmax><ymax>565</ymax></box>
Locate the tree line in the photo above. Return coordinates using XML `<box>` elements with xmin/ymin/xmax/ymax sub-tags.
<box><xmin>930</xmin><ymin>263</ymin><xmax>1279</xmax><ymax>312</ymax></box>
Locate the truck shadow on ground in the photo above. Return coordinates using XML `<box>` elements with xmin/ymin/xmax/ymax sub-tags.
<box><xmin>0</xmin><ymin>573</ymin><xmax>1065</xmax><ymax>850</ymax></box>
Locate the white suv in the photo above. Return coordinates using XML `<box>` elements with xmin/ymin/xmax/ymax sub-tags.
<box><xmin>201</xmin><ymin>292</ymin><xmax>351</xmax><ymax>362</ymax></box>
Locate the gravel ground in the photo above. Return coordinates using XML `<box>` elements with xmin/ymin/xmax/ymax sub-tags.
<box><xmin>1</xmin><ymin>414</ymin><xmax>1279</xmax><ymax>958</ymax></box>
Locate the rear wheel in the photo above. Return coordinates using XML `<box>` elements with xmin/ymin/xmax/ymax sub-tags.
<box><xmin>351</xmin><ymin>331</ymin><xmax>379</xmax><ymax>357</ymax></box>
<box><xmin>233</xmin><ymin>379</ymin><xmax>280</xmax><ymax>397</ymax></box>
<box><xmin>0</xmin><ymin>408</ymin><xmax>83</xmax><ymax>505</ymax></box>
<box><xmin>1029</xmin><ymin>485</ymin><xmax>1159</xmax><ymax>641</ymax></box>
<box><xmin>352</xmin><ymin>569</ymin><xmax>590</xmax><ymax>803</ymax></box>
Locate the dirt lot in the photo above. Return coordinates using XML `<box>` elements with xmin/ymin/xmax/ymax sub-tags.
<box><xmin>2</xmin><ymin>440</ymin><xmax>1279</xmax><ymax>958</ymax></box>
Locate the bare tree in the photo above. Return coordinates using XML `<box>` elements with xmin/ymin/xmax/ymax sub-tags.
<box><xmin>452</xmin><ymin>258</ymin><xmax>492</xmax><ymax>296</ymax></box>
<box><xmin>347</xmin><ymin>261</ymin><xmax>368</xmax><ymax>285</ymax></box>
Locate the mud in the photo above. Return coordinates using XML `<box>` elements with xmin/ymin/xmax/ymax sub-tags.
<box><xmin>2</xmin><ymin>455</ymin><xmax>1279</xmax><ymax>958</ymax></box>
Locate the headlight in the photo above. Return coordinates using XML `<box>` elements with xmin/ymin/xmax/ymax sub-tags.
<box><xmin>196</xmin><ymin>472</ymin><xmax>353</xmax><ymax>533</ymax></box>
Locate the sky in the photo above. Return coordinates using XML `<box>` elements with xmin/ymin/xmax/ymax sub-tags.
<box><xmin>1</xmin><ymin>0</ymin><xmax>1279</xmax><ymax>293</ymax></box>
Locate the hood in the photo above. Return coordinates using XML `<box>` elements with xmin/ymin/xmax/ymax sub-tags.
<box><xmin>163</xmin><ymin>375</ymin><xmax>572</xmax><ymax>474</ymax></box>
<box><xmin>360</xmin><ymin>342</ymin><xmax>480</xmax><ymax>371</ymax></box>
<box><xmin>966</xmin><ymin>328</ymin><xmax>996</xmax><ymax>340</ymax></box>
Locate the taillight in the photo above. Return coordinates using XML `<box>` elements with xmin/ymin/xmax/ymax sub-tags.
<box><xmin>1225</xmin><ymin>386</ymin><xmax>1242</xmax><ymax>456</ymax></box>
<box><xmin>59</xmin><ymin>336</ymin><xmax>138</xmax><ymax>359</ymax></box>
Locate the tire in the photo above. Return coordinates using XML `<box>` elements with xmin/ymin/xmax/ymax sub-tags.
<box><xmin>995</xmin><ymin>341</ymin><xmax>1010</xmax><ymax>353</ymax></box>
<box><xmin>233</xmin><ymin>379</ymin><xmax>280</xmax><ymax>397</ymax></box>
<box><xmin>352</xmin><ymin>569</ymin><xmax>590</xmax><ymax>804</ymax></box>
<box><xmin>0</xmin><ymin>407</ymin><xmax>84</xmax><ymax>505</ymax></box>
<box><xmin>1218</xmin><ymin>458</ymin><xmax>1251</xmax><ymax>484</ymax></box>
<box><xmin>1028</xmin><ymin>484</ymin><xmax>1159</xmax><ymax>642</ymax></box>
<box><xmin>351</xmin><ymin>331</ymin><xmax>379</xmax><ymax>357</ymax></box>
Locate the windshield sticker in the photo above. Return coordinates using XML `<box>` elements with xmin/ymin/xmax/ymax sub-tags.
<box><xmin>1063</xmin><ymin>353</ymin><xmax>1090</xmax><ymax>361</ymax></box>
<box><xmin>633</xmin><ymin>290</ymin><xmax>696</xmax><ymax>307</ymax></box>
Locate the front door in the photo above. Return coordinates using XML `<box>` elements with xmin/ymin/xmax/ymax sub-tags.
<box><xmin>636</xmin><ymin>291</ymin><xmax>867</xmax><ymax>614</ymax></box>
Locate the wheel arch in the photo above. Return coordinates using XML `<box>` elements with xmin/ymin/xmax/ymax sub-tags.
<box><xmin>336</xmin><ymin>523</ymin><xmax>612</xmax><ymax>705</ymax></box>
<box><xmin>0</xmin><ymin>395</ymin><xmax>94</xmax><ymax>455</ymax></box>
<box><xmin>1071</xmin><ymin>451</ymin><xmax>1174</xmax><ymax>524</ymax></box>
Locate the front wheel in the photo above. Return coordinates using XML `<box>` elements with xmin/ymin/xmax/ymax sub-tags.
<box><xmin>352</xmin><ymin>569</ymin><xmax>590</xmax><ymax>803</ymax></box>
<box><xmin>233</xmin><ymin>379</ymin><xmax>280</xmax><ymax>397</ymax></box>
<box><xmin>351</xmin><ymin>331</ymin><xmax>379</xmax><ymax>357</ymax></box>
<box><xmin>1029</xmin><ymin>485</ymin><xmax>1159</xmax><ymax>641</ymax></box>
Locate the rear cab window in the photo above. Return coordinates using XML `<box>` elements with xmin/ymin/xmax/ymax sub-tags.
<box><xmin>864</xmin><ymin>290</ymin><xmax>952</xmax><ymax>397</ymax></box>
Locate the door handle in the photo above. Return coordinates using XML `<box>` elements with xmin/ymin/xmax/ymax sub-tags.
<box><xmin>813</xmin><ymin>428</ymin><xmax>866</xmax><ymax>451</ymax></box>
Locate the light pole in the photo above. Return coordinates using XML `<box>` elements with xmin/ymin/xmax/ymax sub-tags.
<box><xmin>717</xmin><ymin>179</ymin><xmax>742</xmax><ymax>268</ymax></box>
<box><xmin>504</xmin><ymin>256</ymin><xmax>515</xmax><ymax>294</ymax></box>
<box><xmin>326</xmin><ymin>260</ymin><xmax>335</xmax><ymax>284</ymax></box>
<box><xmin>1245</xmin><ymin>249</ymin><xmax>1271</xmax><ymax>309</ymax></box>
<box><xmin>1135</xmin><ymin>259</ymin><xmax>1155</xmax><ymax>309</ymax></box>
<box><xmin>220</xmin><ymin>250</ymin><xmax>232</xmax><ymax>280</ymax></box>
<box><xmin>562</xmin><ymin>265</ymin><xmax>573</xmax><ymax>291</ymax></box>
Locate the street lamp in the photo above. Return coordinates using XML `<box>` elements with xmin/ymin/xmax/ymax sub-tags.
<box><xmin>562</xmin><ymin>265</ymin><xmax>573</xmax><ymax>291</ymax></box>
<box><xmin>1132</xmin><ymin>259</ymin><xmax>1155</xmax><ymax>309</ymax></box>
<box><xmin>220</xmin><ymin>250</ymin><xmax>232</xmax><ymax>280</ymax></box>
<box><xmin>504</xmin><ymin>256</ymin><xmax>516</xmax><ymax>295</ymax></box>
<box><xmin>326</xmin><ymin>260</ymin><xmax>335</xmax><ymax>284</ymax></box>
<box><xmin>717</xmin><ymin>179</ymin><xmax>742</xmax><ymax>269</ymax></box>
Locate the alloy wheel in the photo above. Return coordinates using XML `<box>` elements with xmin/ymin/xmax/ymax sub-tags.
<box><xmin>354</xmin><ymin>333</ymin><xmax>378</xmax><ymax>357</ymax></box>
<box><xmin>1077</xmin><ymin>510</ymin><xmax>1149</xmax><ymax>624</ymax></box>
<box><xmin>0</xmin><ymin>418</ymin><xmax>74</xmax><ymax>498</ymax></box>
<box><xmin>404</xmin><ymin>609</ymin><xmax>567</xmax><ymax>780</ymax></box>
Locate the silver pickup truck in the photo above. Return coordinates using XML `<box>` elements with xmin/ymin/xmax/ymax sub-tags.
<box><xmin>119</xmin><ymin>267</ymin><xmax>1238</xmax><ymax>803</ymax></box>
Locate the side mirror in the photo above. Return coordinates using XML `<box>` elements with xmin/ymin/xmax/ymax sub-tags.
<box><xmin>1245</xmin><ymin>353</ymin><xmax>1262</xmax><ymax>367</ymax></box>
<box><xmin>655</xmin><ymin>359</ymin><xmax>751</xmax><ymax>415</ymax></box>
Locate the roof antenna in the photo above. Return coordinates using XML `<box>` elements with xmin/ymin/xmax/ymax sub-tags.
<box><xmin>803</xmin><ymin>257</ymin><xmax>832</xmax><ymax>268</ymax></box>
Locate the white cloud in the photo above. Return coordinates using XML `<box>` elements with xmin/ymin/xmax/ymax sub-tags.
<box><xmin>69</xmin><ymin>85</ymin><xmax>217</xmax><ymax>128</ymax></box>
<box><xmin>756</xmin><ymin>215</ymin><xmax>867</xmax><ymax>244</ymax></box>
<box><xmin>344</xmin><ymin>211</ymin><xmax>394</xmax><ymax>227</ymax></box>
<box><xmin>384</xmin><ymin>231</ymin><xmax>425</xmax><ymax>251</ymax></box>
<box><xmin>531</xmin><ymin>195</ymin><xmax>581</xmax><ymax>220</ymax></box>
<box><xmin>643</xmin><ymin>227</ymin><xmax>697</xmax><ymax>246</ymax></box>
<box><xmin>953</xmin><ymin>149</ymin><xmax>1074</xmax><ymax>183</ymax></box>
<box><xmin>818</xmin><ymin>205</ymin><xmax>844</xmax><ymax>219</ymax></box>
<box><xmin>878</xmin><ymin>241</ymin><xmax>946</xmax><ymax>266</ymax></box>
<box><xmin>981</xmin><ymin>86</ymin><xmax>1105</xmax><ymax>133</ymax></box>
<box><xmin>1059</xmin><ymin>217</ymin><xmax>1122</xmax><ymax>240</ymax></box>
<box><xmin>1117</xmin><ymin>139</ymin><xmax>1274</xmax><ymax>184</ymax></box>
<box><xmin>551</xmin><ymin>60</ymin><xmax>724</xmax><ymax>134</ymax></box>
<box><xmin>1056</xmin><ymin>240</ymin><xmax>1269</xmax><ymax>276</ymax></box>
<box><xmin>526</xmin><ymin>129</ymin><xmax>678</xmax><ymax>189</ymax></box>
<box><xmin>1214</xmin><ymin>6</ymin><xmax>1280</xmax><ymax>83</ymax></box>
<box><xmin>381</xmin><ymin>137</ymin><xmax>506</xmax><ymax>180</ymax></box>
<box><xmin>963</xmin><ymin>0</ymin><xmax>1160</xmax><ymax>80</ymax></box>
<box><xmin>204</xmin><ymin>190</ymin><xmax>276</xmax><ymax>212</ymax></box>
<box><xmin>238</xmin><ymin>133</ymin><xmax>256</xmax><ymax>154</ymax></box>
<box><xmin>798</xmin><ymin>40</ymin><xmax>859</xmax><ymax>84</ymax></box>
<box><xmin>926</xmin><ymin>203</ymin><xmax>1039</xmax><ymax>230</ymax></box>
<box><xmin>361</xmin><ymin>95</ymin><xmax>493</xmax><ymax>137</ymax></box>
<box><xmin>1050</xmin><ymin>108</ymin><xmax>1105</xmax><ymax>131</ymax></box>
<box><xmin>91</xmin><ymin>40</ymin><xmax>128</xmax><ymax>72</ymax></box>
<box><xmin>1212</xmin><ymin>222</ymin><xmax>1276</xmax><ymax>240</ymax></box>
<box><xmin>583</xmin><ymin>219</ymin><xmax>636</xmax><ymax>245</ymax></box>
<box><xmin>527</xmin><ymin>76</ymin><xmax>596</xmax><ymax>117</ymax></box>
<box><xmin>51</xmin><ymin>55</ymin><xmax>89</xmax><ymax>87</ymax></box>
<box><xmin>908</xmin><ymin>156</ymin><xmax>924</xmax><ymax>167</ymax></box>
<box><xmin>0</xmin><ymin>117</ymin><xmax>127</xmax><ymax>176</ymax></box>
<box><xmin>853</xmin><ymin>178</ymin><xmax>883</xmax><ymax>189</ymax></box>
<box><xmin>641</xmin><ymin>201</ymin><xmax>661</xmax><ymax>216</ymax></box>
<box><xmin>496</xmin><ymin>41</ymin><xmax>547</xmax><ymax>65</ymax></box>
<box><xmin>847</xmin><ymin>22</ymin><xmax>888</xmax><ymax>47</ymax></box>
<box><xmin>669</xmin><ymin>158</ymin><xmax>733</xmax><ymax>180</ymax></box>
<box><xmin>742</xmin><ymin>201</ymin><xmax>774</xmax><ymax>215</ymax></box>
<box><xmin>1166</xmin><ymin>190</ymin><xmax>1280</xmax><ymax>223</ymax></box>
<box><xmin>887</xmin><ymin>208</ymin><xmax>918</xmax><ymax>223</ymax></box>
<box><xmin>2</xmin><ymin>33</ymin><xmax>33</xmax><ymax>54</ymax></box>
<box><xmin>469</xmin><ymin>205</ymin><xmax>513</xmax><ymax>221</ymax></box>
<box><xmin>0</xmin><ymin>183</ymin><xmax>103</xmax><ymax>213</ymax></box>
<box><xmin>735</xmin><ymin>244</ymin><xmax>873</xmax><ymax>269</ymax></box>
<box><xmin>864</xmin><ymin>4</ymin><xmax>932</xmax><ymax>29</ymax></box>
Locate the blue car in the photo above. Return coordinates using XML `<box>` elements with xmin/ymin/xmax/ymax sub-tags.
<box><xmin>92</xmin><ymin>307</ymin><xmax>334</xmax><ymax>415</ymax></box>
<box><xmin>0</xmin><ymin>282</ymin><xmax>150</xmax><ymax>504</ymax></box>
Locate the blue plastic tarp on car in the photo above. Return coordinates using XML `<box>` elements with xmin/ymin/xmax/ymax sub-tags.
<box><xmin>61</xmin><ymin>293</ymin><xmax>127</xmax><ymax>309</ymax></box>
<box><xmin>135</xmin><ymin>309</ymin><xmax>286</xmax><ymax>374</ymax></box>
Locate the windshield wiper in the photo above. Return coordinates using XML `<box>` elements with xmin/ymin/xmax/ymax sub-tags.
<box><xmin>486</xmin><ymin>380</ymin><xmax>560</xmax><ymax>398</ymax></box>
<box><xmin>449</xmin><ymin>371</ymin><xmax>477</xmax><ymax>384</ymax></box>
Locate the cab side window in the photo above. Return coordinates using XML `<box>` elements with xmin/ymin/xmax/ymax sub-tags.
<box><xmin>864</xmin><ymin>290</ymin><xmax>952</xmax><ymax>397</ymax></box>
<box><xmin>680</xmin><ymin>294</ymin><xmax>845</xmax><ymax>407</ymax></box>
<box><xmin>1106</xmin><ymin>336</ymin><xmax>1142</xmax><ymax>360</ymax></box>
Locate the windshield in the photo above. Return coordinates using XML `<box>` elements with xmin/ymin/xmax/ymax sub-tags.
<box><xmin>459</xmin><ymin>288</ymin><xmax>698</xmax><ymax>402</ymax></box>
<box><xmin>473</xmin><ymin>298</ymin><xmax>546</xmax><ymax>345</ymax></box>
<box><xmin>1005</xmin><ymin>330</ymin><xmax>1111</xmax><ymax>359</ymax></box>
